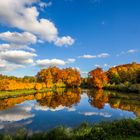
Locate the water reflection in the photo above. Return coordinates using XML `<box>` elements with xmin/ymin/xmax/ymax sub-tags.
<box><xmin>88</xmin><ymin>89</ymin><xmax>140</xmax><ymax>117</ymax></box>
<box><xmin>0</xmin><ymin>88</ymin><xmax>81</xmax><ymax>111</ymax></box>
<box><xmin>36</xmin><ymin>88</ymin><xmax>81</xmax><ymax>110</ymax></box>
<box><xmin>0</xmin><ymin>88</ymin><xmax>139</xmax><ymax>132</ymax></box>
<box><xmin>88</xmin><ymin>89</ymin><xmax>109</xmax><ymax>109</ymax></box>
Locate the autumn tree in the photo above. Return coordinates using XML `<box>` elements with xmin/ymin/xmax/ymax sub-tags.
<box><xmin>36</xmin><ymin>67</ymin><xmax>81</xmax><ymax>88</ymax></box>
<box><xmin>107</xmin><ymin>63</ymin><xmax>140</xmax><ymax>84</ymax></box>
<box><xmin>62</xmin><ymin>68</ymin><xmax>81</xmax><ymax>87</ymax></box>
<box><xmin>89</xmin><ymin>68</ymin><xmax>108</xmax><ymax>89</ymax></box>
<box><xmin>36</xmin><ymin>67</ymin><xmax>61</xmax><ymax>88</ymax></box>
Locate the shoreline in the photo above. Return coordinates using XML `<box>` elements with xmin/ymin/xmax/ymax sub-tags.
<box><xmin>0</xmin><ymin>84</ymin><xmax>140</xmax><ymax>99</ymax></box>
<box><xmin>0</xmin><ymin>88</ymin><xmax>56</xmax><ymax>99</ymax></box>
<box><xmin>104</xmin><ymin>84</ymin><xmax>140</xmax><ymax>93</ymax></box>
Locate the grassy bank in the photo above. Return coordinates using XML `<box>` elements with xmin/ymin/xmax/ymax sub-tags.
<box><xmin>0</xmin><ymin>88</ymin><xmax>55</xmax><ymax>99</ymax></box>
<box><xmin>0</xmin><ymin>119</ymin><xmax>140</xmax><ymax>140</ymax></box>
<box><xmin>104</xmin><ymin>84</ymin><xmax>140</xmax><ymax>93</ymax></box>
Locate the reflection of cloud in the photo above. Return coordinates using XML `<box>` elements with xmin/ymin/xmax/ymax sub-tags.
<box><xmin>79</xmin><ymin>112</ymin><xmax>111</xmax><ymax>118</ymax></box>
<box><xmin>0</xmin><ymin>105</ymin><xmax>34</xmax><ymax>122</ymax></box>
<box><xmin>34</xmin><ymin>104</ymin><xmax>65</xmax><ymax>112</ymax></box>
<box><xmin>34</xmin><ymin>104</ymin><xmax>76</xmax><ymax>112</ymax></box>
<box><xmin>67</xmin><ymin>107</ymin><xmax>76</xmax><ymax>112</ymax></box>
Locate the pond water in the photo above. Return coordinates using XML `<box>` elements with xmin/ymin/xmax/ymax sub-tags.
<box><xmin>0</xmin><ymin>88</ymin><xmax>139</xmax><ymax>133</ymax></box>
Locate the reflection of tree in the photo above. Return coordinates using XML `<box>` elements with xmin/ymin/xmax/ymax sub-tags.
<box><xmin>109</xmin><ymin>99</ymin><xmax>140</xmax><ymax>117</ymax></box>
<box><xmin>0</xmin><ymin>88</ymin><xmax>140</xmax><ymax>117</ymax></box>
<box><xmin>0</xmin><ymin>95</ymin><xmax>35</xmax><ymax>110</ymax></box>
<box><xmin>0</xmin><ymin>88</ymin><xmax>81</xmax><ymax>111</ymax></box>
<box><xmin>37</xmin><ymin>88</ymin><xmax>81</xmax><ymax>108</ymax></box>
<box><xmin>87</xmin><ymin>89</ymin><xmax>140</xmax><ymax>117</ymax></box>
<box><xmin>87</xmin><ymin>89</ymin><xmax>109</xmax><ymax>109</ymax></box>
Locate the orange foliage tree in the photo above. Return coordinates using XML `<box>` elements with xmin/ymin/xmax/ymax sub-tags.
<box><xmin>0</xmin><ymin>79</ymin><xmax>35</xmax><ymax>91</ymax></box>
<box><xmin>62</xmin><ymin>68</ymin><xmax>81</xmax><ymax>87</ymax></box>
<box><xmin>36</xmin><ymin>67</ymin><xmax>81</xmax><ymax>88</ymax></box>
<box><xmin>89</xmin><ymin>68</ymin><xmax>108</xmax><ymax>89</ymax></box>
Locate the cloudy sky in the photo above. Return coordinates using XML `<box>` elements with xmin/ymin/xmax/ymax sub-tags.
<box><xmin>0</xmin><ymin>0</ymin><xmax>139</xmax><ymax>77</ymax></box>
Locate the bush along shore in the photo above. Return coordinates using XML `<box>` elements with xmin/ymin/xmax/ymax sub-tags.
<box><xmin>0</xmin><ymin>119</ymin><xmax>140</xmax><ymax>140</ymax></box>
<box><xmin>104</xmin><ymin>84</ymin><xmax>140</xmax><ymax>93</ymax></box>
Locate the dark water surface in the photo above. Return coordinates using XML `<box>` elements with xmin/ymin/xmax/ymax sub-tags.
<box><xmin>0</xmin><ymin>88</ymin><xmax>139</xmax><ymax>133</ymax></box>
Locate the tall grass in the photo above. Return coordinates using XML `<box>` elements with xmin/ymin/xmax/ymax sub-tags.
<box><xmin>0</xmin><ymin>119</ymin><xmax>140</xmax><ymax>140</ymax></box>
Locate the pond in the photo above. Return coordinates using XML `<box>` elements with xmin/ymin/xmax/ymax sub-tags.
<box><xmin>0</xmin><ymin>88</ymin><xmax>139</xmax><ymax>133</ymax></box>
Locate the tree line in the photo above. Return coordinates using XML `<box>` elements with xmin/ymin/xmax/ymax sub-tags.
<box><xmin>0</xmin><ymin>67</ymin><xmax>81</xmax><ymax>91</ymax></box>
<box><xmin>88</xmin><ymin>62</ymin><xmax>140</xmax><ymax>89</ymax></box>
<box><xmin>0</xmin><ymin>62</ymin><xmax>140</xmax><ymax>91</ymax></box>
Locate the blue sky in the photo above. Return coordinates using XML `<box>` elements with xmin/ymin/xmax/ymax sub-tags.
<box><xmin>0</xmin><ymin>0</ymin><xmax>140</xmax><ymax>77</ymax></box>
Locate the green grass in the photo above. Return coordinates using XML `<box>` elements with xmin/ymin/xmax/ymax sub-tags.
<box><xmin>0</xmin><ymin>88</ymin><xmax>55</xmax><ymax>99</ymax></box>
<box><xmin>0</xmin><ymin>119</ymin><xmax>140</xmax><ymax>140</ymax></box>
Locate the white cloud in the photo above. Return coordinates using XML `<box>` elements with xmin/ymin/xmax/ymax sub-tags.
<box><xmin>0</xmin><ymin>50</ymin><xmax>37</xmax><ymax>65</ymax></box>
<box><xmin>0</xmin><ymin>0</ymin><xmax>74</xmax><ymax>46</ymax></box>
<box><xmin>117</xmin><ymin>49</ymin><xmax>139</xmax><ymax>57</ymax></box>
<box><xmin>0</xmin><ymin>59</ymin><xmax>24</xmax><ymax>71</ymax></box>
<box><xmin>0</xmin><ymin>0</ymin><xmax>75</xmax><ymax>73</ymax></box>
<box><xmin>94</xmin><ymin>64</ymin><xmax>100</xmax><ymax>67</ymax></box>
<box><xmin>0</xmin><ymin>31</ymin><xmax>37</xmax><ymax>45</ymax></box>
<box><xmin>0</xmin><ymin>31</ymin><xmax>37</xmax><ymax>70</ymax></box>
<box><xmin>36</xmin><ymin>58</ymin><xmax>75</xmax><ymax>67</ymax></box>
<box><xmin>79</xmin><ymin>53</ymin><xmax>110</xmax><ymax>59</ymax></box>
<box><xmin>66</xmin><ymin>58</ymin><xmax>76</xmax><ymax>63</ymax></box>
<box><xmin>38</xmin><ymin>39</ymin><xmax>44</xmax><ymax>44</ymax></box>
<box><xmin>127</xmin><ymin>49</ymin><xmax>138</xmax><ymax>53</ymax></box>
<box><xmin>104</xmin><ymin>64</ymin><xmax>110</xmax><ymax>67</ymax></box>
<box><xmin>54</xmin><ymin>36</ymin><xmax>75</xmax><ymax>47</ymax></box>
<box><xmin>97</xmin><ymin>53</ymin><xmax>110</xmax><ymax>58</ymax></box>
<box><xmin>39</xmin><ymin>1</ymin><xmax>52</xmax><ymax>8</ymax></box>
<box><xmin>0</xmin><ymin>43</ymin><xmax>35</xmax><ymax>52</ymax></box>
<box><xmin>36</xmin><ymin>59</ymin><xmax>66</xmax><ymax>67</ymax></box>
<box><xmin>78</xmin><ymin>54</ymin><xmax>96</xmax><ymax>59</ymax></box>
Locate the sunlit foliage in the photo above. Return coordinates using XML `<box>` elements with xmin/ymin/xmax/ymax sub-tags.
<box><xmin>88</xmin><ymin>68</ymin><xmax>108</xmax><ymax>89</ymax></box>
<box><xmin>107</xmin><ymin>62</ymin><xmax>140</xmax><ymax>84</ymax></box>
<box><xmin>36</xmin><ymin>67</ymin><xmax>81</xmax><ymax>88</ymax></box>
